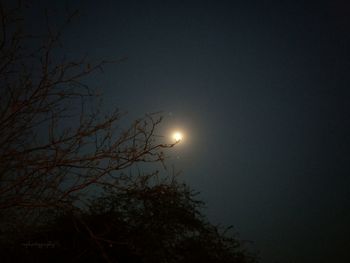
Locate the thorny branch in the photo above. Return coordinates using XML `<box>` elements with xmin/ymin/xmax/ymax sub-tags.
<box><xmin>0</xmin><ymin>3</ymin><xmax>175</xmax><ymax>217</ymax></box>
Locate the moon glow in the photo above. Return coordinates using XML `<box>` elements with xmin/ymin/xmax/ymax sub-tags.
<box><xmin>172</xmin><ymin>131</ymin><xmax>183</xmax><ymax>142</ymax></box>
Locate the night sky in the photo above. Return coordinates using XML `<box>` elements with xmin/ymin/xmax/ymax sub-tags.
<box><xmin>24</xmin><ymin>1</ymin><xmax>350</xmax><ymax>262</ymax></box>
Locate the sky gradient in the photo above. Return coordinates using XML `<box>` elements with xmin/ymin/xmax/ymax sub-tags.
<box><xmin>22</xmin><ymin>1</ymin><xmax>350</xmax><ymax>262</ymax></box>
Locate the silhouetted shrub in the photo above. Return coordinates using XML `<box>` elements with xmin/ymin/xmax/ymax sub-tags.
<box><xmin>1</xmin><ymin>177</ymin><xmax>258</xmax><ymax>263</ymax></box>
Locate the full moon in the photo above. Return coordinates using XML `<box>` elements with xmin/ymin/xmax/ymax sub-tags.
<box><xmin>172</xmin><ymin>131</ymin><xmax>183</xmax><ymax>142</ymax></box>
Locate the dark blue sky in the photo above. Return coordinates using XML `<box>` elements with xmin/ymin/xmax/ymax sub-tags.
<box><xmin>25</xmin><ymin>0</ymin><xmax>350</xmax><ymax>262</ymax></box>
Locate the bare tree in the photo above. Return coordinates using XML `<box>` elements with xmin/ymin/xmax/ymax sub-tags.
<box><xmin>0</xmin><ymin>4</ymin><xmax>260</xmax><ymax>263</ymax></box>
<box><xmin>0</xmin><ymin>2</ymin><xmax>174</xmax><ymax>226</ymax></box>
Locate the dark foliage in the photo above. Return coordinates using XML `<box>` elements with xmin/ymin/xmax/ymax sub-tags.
<box><xmin>1</xmin><ymin>177</ymin><xmax>258</xmax><ymax>263</ymax></box>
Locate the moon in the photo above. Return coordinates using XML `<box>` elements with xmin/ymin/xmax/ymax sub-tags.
<box><xmin>172</xmin><ymin>131</ymin><xmax>183</xmax><ymax>142</ymax></box>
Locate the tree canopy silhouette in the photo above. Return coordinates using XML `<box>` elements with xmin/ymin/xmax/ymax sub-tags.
<box><xmin>0</xmin><ymin>2</ymin><xmax>258</xmax><ymax>263</ymax></box>
<box><xmin>1</xmin><ymin>174</ymin><xmax>258</xmax><ymax>263</ymax></box>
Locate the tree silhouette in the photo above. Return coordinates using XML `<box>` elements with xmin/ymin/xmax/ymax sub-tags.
<box><xmin>0</xmin><ymin>2</ymin><xmax>259</xmax><ymax>262</ymax></box>
<box><xmin>1</xmin><ymin>173</ymin><xmax>258</xmax><ymax>263</ymax></box>
<box><xmin>0</xmin><ymin>2</ymin><xmax>173</xmax><ymax>229</ymax></box>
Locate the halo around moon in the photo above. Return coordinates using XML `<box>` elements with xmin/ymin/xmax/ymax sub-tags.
<box><xmin>172</xmin><ymin>131</ymin><xmax>183</xmax><ymax>142</ymax></box>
